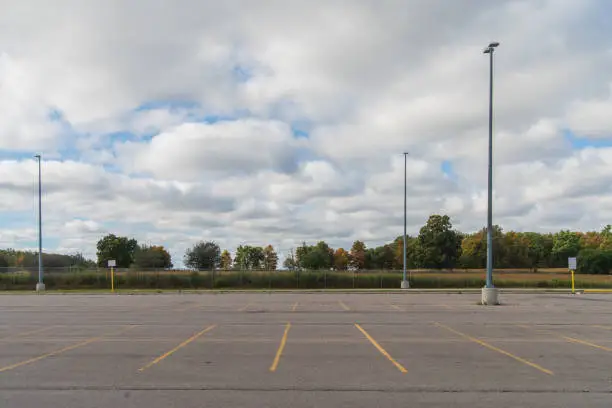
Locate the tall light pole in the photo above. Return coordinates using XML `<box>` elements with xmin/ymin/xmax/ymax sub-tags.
<box><xmin>401</xmin><ymin>152</ymin><xmax>409</xmax><ymax>289</ymax></box>
<box><xmin>482</xmin><ymin>41</ymin><xmax>499</xmax><ymax>305</ymax></box>
<box><xmin>34</xmin><ymin>154</ymin><xmax>45</xmax><ymax>292</ymax></box>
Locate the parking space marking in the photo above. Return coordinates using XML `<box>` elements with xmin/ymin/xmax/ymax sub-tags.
<box><xmin>338</xmin><ymin>300</ymin><xmax>350</xmax><ymax>311</ymax></box>
<box><xmin>0</xmin><ymin>325</ymin><xmax>136</xmax><ymax>373</ymax></box>
<box><xmin>435</xmin><ymin>322</ymin><xmax>553</xmax><ymax>375</ymax></box>
<box><xmin>354</xmin><ymin>323</ymin><xmax>407</xmax><ymax>373</ymax></box>
<box><xmin>518</xmin><ymin>324</ymin><xmax>612</xmax><ymax>353</ymax></box>
<box><xmin>269</xmin><ymin>322</ymin><xmax>291</xmax><ymax>372</ymax></box>
<box><xmin>561</xmin><ymin>335</ymin><xmax>612</xmax><ymax>352</ymax></box>
<box><xmin>291</xmin><ymin>302</ymin><xmax>299</xmax><ymax>312</ymax></box>
<box><xmin>138</xmin><ymin>325</ymin><xmax>216</xmax><ymax>372</ymax></box>
<box><xmin>238</xmin><ymin>303</ymin><xmax>252</xmax><ymax>311</ymax></box>
<box><xmin>1</xmin><ymin>325</ymin><xmax>58</xmax><ymax>340</ymax></box>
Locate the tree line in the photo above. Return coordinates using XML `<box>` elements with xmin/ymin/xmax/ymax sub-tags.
<box><xmin>2</xmin><ymin>214</ymin><xmax>612</xmax><ymax>274</ymax></box>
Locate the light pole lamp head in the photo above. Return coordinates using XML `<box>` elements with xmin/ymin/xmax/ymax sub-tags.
<box><xmin>34</xmin><ymin>154</ymin><xmax>41</xmax><ymax>159</ymax></box>
<box><xmin>483</xmin><ymin>41</ymin><xmax>500</xmax><ymax>54</ymax></box>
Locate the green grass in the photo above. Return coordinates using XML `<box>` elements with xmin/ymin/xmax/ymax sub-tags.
<box><xmin>0</xmin><ymin>270</ymin><xmax>611</xmax><ymax>291</ymax></box>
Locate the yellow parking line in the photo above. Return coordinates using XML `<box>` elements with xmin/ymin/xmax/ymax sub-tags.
<box><xmin>291</xmin><ymin>302</ymin><xmax>299</xmax><ymax>312</ymax></box>
<box><xmin>355</xmin><ymin>323</ymin><xmax>407</xmax><ymax>373</ymax></box>
<box><xmin>2</xmin><ymin>325</ymin><xmax>58</xmax><ymax>339</ymax></box>
<box><xmin>561</xmin><ymin>335</ymin><xmax>612</xmax><ymax>352</ymax></box>
<box><xmin>338</xmin><ymin>300</ymin><xmax>350</xmax><ymax>311</ymax></box>
<box><xmin>270</xmin><ymin>322</ymin><xmax>291</xmax><ymax>372</ymax></box>
<box><xmin>520</xmin><ymin>324</ymin><xmax>612</xmax><ymax>353</ymax></box>
<box><xmin>0</xmin><ymin>325</ymin><xmax>136</xmax><ymax>373</ymax></box>
<box><xmin>584</xmin><ymin>289</ymin><xmax>612</xmax><ymax>293</ymax></box>
<box><xmin>592</xmin><ymin>325</ymin><xmax>612</xmax><ymax>331</ymax></box>
<box><xmin>138</xmin><ymin>325</ymin><xmax>216</xmax><ymax>372</ymax></box>
<box><xmin>238</xmin><ymin>303</ymin><xmax>252</xmax><ymax>312</ymax></box>
<box><xmin>435</xmin><ymin>322</ymin><xmax>553</xmax><ymax>376</ymax></box>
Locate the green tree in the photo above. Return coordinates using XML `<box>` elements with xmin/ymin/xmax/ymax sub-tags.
<box><xmin>296</xmin><ymin>241</ymin><xmax>334</xmax><ymax>270</ymax></box>
<box><xmin>552</xmin><ymin>230</ymin><xmax>581</xmax><ymax>266</ymax></box>
<box><xmin>96</xmin><ymin>234</ymin><xmax>138</xmax><ymax>268</ymax></box>
<box><xmin>132</xmin><ymin>245</ymin><xmax>173</xmax><ymax>269</ymax></box>
<box><xmin>184</xmin><ymin>241</ymin><xmax>221</xmax><ymax>270</ymax></box>
<box><xmin>349</xmin><ymin>240</ymin><xmax>366</xmax><ymax>270</ymax></box>
<box><xmin>0</xmin><ymin>254</ymin><xmax>8</xmax><ymax>268</ymax></box>
<box><xmin>333</xmin><ymin>248</ymin><xmax>349</xmax><ymax>270</ymax></box>
<box><xmin>220</xmin><ymin>250</ymin><xmax>232</xmax><ymax>270</ymax></box>
<box><xmin>416</xmin><ymin>215</ymin><xmax>462</xmax><ymax>269</ymax></box>
<box><xmin>577</xmin><ymin>248</ymin><xmax>612</xmax><ymax>275</ymax></box>
<box><xmin>263</xmin><ymin>245</ymin><xmax>278</xmax><ymax>270</ymax></box>
<box><xmin>234</xmin><ymin>245</ymin><xmax>265</xmax><ymax>270</ymax></box>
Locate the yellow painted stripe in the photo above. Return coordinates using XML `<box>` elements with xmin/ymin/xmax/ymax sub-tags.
<box><xmin>390</xmin><ymin>304</ymin><xmax>402</xmax><ymax>311</ymax></box>
<box><xmin>238</xmin><ymin>303</ymin><xmax>252</xmax><ymax>311</ymax></box>
<box><xmin>592</xmin><ymin>325</ymin><xmax>612</xmax><ymax>330</ymax></box>
<box><xmin>435</xmin><ymin>322</ymin><xmax>553</xmax><ymax>376</ymax></box>
<box><xmin>138</xmin><ymin>325</ymin><xmax>216</xmax><ymax>372</ymax></box>
<box><xmin>355</xmin><ymin>323</ymin><xmax>407</xmax><ymax>373</ymax></box>
<box><xmin>520</xmin><ymin>324</ymin><xmax>612</xmax><ymax>353</ymax></box>
<box><xmin>560</xmin><ymin>335</ymin><xmax>612</xmax><ymax>352</ymax></box>
<box><xmin>3</xmin><ymin>325</ymin><xmax>58</xmax><ymax>339</ymax></box>
<box><xmin>584</xmin><ymin>289</ymin><xmax>612</xmax><ymax>293</ymax></box>
<box><xmin>291</xmin><ymin>302</ymin><xmax>299</xmax><ymax>312</ymax></box>
<box><xmin>338</xmin><ymin>300</ymin><xmax>350</xmax><ymax>311</ymax></box>
<box><xmin>270</xmin><ymin>322</ymin><xmax>291</xmax><ymax>372</ymax></box>
<box><xmin>0</xmin><ymin>325</ymin><xmax>136</xmax><ymax>373</ymax></box>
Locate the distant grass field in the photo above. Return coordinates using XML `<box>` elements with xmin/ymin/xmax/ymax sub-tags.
<box><xmin>0</xmin><ymin>268</ymin><xmax>609</xmax><ymax>290</ymax></box>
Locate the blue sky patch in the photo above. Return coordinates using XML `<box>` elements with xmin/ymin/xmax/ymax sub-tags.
<box><xmin>564</xmin><ymin>129</ymin><xmax>612</xmax><ymax>149</ymax></box>
<box><xmin>441</xmin><ymin>160</ymin><xmax>458</xmax><ymax>181</ymax></box>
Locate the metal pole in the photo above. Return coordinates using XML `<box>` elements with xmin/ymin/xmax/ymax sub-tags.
<box><xmin>485</xmin><ymin>48</ymin><xmax>494</xmax><ymax>289</ymax></box>
<box><xmin>402</xmin><ymin>152</ymin><xmax>409</xmax><ymax>289</ymax></box>
<box><xmin>35</xmin><ymin>155</ymin><xmax>45</xmax><ymax>291</ymax></box>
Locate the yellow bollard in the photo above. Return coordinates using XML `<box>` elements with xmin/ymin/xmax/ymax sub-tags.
<box><xmin>111</xmin><ymin>266</ymin><xmax>115</xmax><ymax>293</ymax></box>
<box><xmin>571</xmin><ymin>269</ymin><xmax>575</xmax><ymax>294</ymax></box>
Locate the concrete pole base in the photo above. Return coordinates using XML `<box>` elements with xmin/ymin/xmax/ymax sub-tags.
<box><xmin>481</xmin><ymin>287</ymin><xmax>499</xmax><ymax>305</ymax></box>
<box><xmin>35</xmin><ymin>282</ymin><xmax>46</xmax><ymax>292</ymax></box>
<box><xmin>401</xmin><ymin>280</ymin><xmax>410</xmax><ymax>289</ymax></box>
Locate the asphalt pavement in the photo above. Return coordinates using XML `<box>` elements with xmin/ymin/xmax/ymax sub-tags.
<box><xmin>0</xmin><ymin>292</ymin><xmax>611</xmax><ymax>407</ymax></box>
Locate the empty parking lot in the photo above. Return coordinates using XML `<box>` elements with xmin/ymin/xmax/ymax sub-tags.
<box><xmin>0</xmin><ymin>292</ymin><xmax>611</xmax><ymax>407</ymax></box>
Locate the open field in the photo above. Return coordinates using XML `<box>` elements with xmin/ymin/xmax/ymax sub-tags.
<box><xmin>1</xmin><ymin>268</ymin><xmax>611</xmax><ymax>290</ymax></box>
<box><xmin>1</xmin><ymin>293</ymin><xmax>612</xmax><ymax>407</ymax></box>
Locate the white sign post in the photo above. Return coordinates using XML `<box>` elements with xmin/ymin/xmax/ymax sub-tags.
<box><xmin>568</xmin><ymin>257</ymin><xmax>577</xmax><ymax>294</ymax></box>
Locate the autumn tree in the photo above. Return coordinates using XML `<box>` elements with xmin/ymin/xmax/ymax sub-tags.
<box><xmin>349</xmin><ymin>240</ymin><xmax>366</xmax><ymax>270</ymax></box>
<box><xmin>263</xmin><ymin>245</ymin><xmax>278</xmax><ymax>270</ymax></box>
<box><xmin>184</xmin><ymin>241</ymin><xmax>221</xmax><ymax>270</ymax></box>
<box><xmin>220</xmin><ymin>250</ymin><xmax>232</xmax><ymax>270</ymax></box>
<box><xmin>132</xmin><ymin>245</ymin><xmax>173</xmax><ymax>269</ymax></box>
<box><xmin>333</xmin><ymin>248</ymin><xmax>349</xmax><ymax>270</ymax></box>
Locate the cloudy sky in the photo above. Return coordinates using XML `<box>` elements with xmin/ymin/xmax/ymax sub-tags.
<box><xmin>1</xmin><ymin>0</ymin><xmax>611</xmax><ymax>265</ymax></box>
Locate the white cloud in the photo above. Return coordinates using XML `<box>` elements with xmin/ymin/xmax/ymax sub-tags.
<box><xmin>1</xmin><ymin>0</ymin><xmax>612</xmax><ymax>265</ymax></box>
